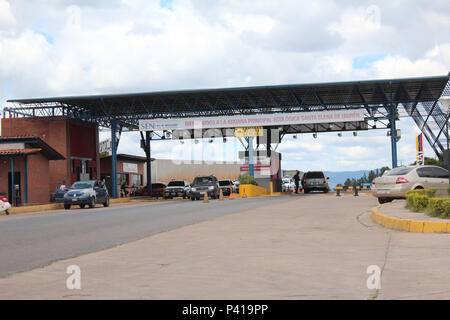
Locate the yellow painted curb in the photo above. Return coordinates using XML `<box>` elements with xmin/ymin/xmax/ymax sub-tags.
<box><xmin>423</xmin><ymin>221</ymin><xmax>448</xmax><ymax>233</ymax></box>
<box><xmin>5</xmin><ymin>203</ymin><xmax>64</xmax><ymax>214</ymax></box>
<box><xmin>110</xmin><ymin>198</ymin><xmax>132</xmax><ymax>204</ymax></box>
<box><xmin>1</xmin><ymin>197</ymin><xmax>133</xmax><ymax>215</ymax></box>
<box><xmin>371</xmin><ymin>205</ymin><xmax>450</xmax><ymax>233</ymax></box>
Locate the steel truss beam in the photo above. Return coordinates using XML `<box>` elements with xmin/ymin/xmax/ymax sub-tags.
<box><xmin>4</xmin><ymin>76</ymin><xmax>449</xmax><ymax>157</ymax></box>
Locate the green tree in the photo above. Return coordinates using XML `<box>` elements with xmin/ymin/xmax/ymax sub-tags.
<box><xmin>410</xmin><ymin>157</ymin><xmax>443</xmax><ymax>166</ymax></box>
<box><xmin>344</xmin><ymin>178</ymin><xmax>352</xmax><ymax>187</ymax></box>
<box><xmin>380</xmin><ymin>166</ymin><xmax>390</xmax><ymax>176</ymax></box>
<box><xmin>368</xmin><ymin>170</ymin><xmax>376</xmax><ymax>183</ymax></box>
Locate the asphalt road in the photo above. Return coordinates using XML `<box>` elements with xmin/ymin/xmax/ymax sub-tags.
<box><xmin>0</xmin><ymin>196</ymin><xmax>293</xmax><ymax>278</ymax></box>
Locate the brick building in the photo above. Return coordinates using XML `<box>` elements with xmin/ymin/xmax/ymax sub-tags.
<box><xmin>100</xmin><ymin>154</ymin><xmax>150</xmax><ymax>196</ymax></box>
<box><xmin>0</xmin><ymin>136</ymin><xmax>65</xmax><ymax>205</ymax></box>
<box><xmin>1</xmin><ymin>116</ymin><xmax>100</xmax><ymax>205</ymax></box>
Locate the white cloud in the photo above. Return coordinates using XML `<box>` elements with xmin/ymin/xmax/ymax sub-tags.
<box><xmin>0</xmin><ymin>0</ymin><xmax>15</xmax><ymax>31</ymax></box>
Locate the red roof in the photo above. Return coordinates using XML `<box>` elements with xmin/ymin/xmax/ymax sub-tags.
<box><xmin>0</xmin><ymin>148</ymin><xmax>42</xmax><ymax>156</ymax></box>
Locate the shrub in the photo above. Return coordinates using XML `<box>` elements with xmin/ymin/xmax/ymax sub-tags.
<box><xmin>422</xmin><ymin>189</ymin><xmax>437</xmax><ymax>198</ymax></box>
<box><xmin>237</xmin><ymin>173</ymin><xmax>258</xmax><ymax>186</ymax></box>
<box><xmin>427</xmin><ymin>198</ymin><xmax>450</xmax><ymax>218</ymax></box>
<box><xmin>406</xmin><ymin>192</ymin><xmax>416</xmax><ymax>209</ymax></box>
<box><xmin>412</xmin><ymin>195</ymin><xmax>429</xmax><ymax>212</ymax></box>
<box><xmin>427</xmin><ymin>198</ymin><xmax>444</xmax><ymax>217</ymax></box>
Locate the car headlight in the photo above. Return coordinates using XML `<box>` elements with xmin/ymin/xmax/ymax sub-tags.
<box><xmin>191</xmin><ymin>187</ymin><xmax>196</xmax><ymax>192</ymax></box>
<box><xmin>83</xmin><ymin>192</ymin><xmax>90</xmax><ymax>197</ymax></box>
<box><xmin>208</xmin><ymin>186</ymin><xmax>214</xmax><ymax>190</ymax></box>
<box><xmin>64</xmin><ymin>193</ymin><xmax>70</xmax><ymax>198</ymax></box>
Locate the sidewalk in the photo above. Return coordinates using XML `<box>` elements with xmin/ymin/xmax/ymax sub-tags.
<box><xmin>381</xmin><ymin>200</ymin><xmax>450</xmax><ymax>222</ymax></box>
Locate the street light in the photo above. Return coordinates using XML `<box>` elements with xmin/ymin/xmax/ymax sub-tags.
<box><xmin>439</xmin><ymin>96</ymin><xmax>450</xmax><ymax>187</ymax></box>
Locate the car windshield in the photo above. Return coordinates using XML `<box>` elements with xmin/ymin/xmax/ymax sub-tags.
<box><xmin>152</xmin><ymin>183</ymin><xmax>165</xmax><ymax>188</ymax></box>
<box><xmin>385</xmin><ymin>167</ymin><xmax>414</xmax><ymax>176</ymax></box>
<box><xmin>168</xmin><ymin>181</ymin><xmax>184</xmax><ymax>187</ymax></box>
<box><xmin>305</xmin><ymin>172</ymin><xmax>324</xmax><ymax>179</ymax></box>
<box><xmin>282</xmin><ymin>178</ymin><xmax>291</xmax><ymax>183</ymax></box>
<box><xmin>194</xmin><ymin>177</ymin><xmax>214</xmax><ymax>185</ymax></box>
<box><xmin>71</xmin><ymin>181</ymin><xmax>94</xmax><ymax>189</ymax></box>
<box><xmin>219</xmin><ymin>181</ymin><xmax>231</xmax><ymax>186</ymax></box>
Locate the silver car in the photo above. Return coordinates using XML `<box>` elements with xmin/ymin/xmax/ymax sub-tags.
<box><xmin>303</xmin><ymin>171</ymin><xmax>329</xmax><ymax>193</ymax></box>
<box><xmin>372</xmin><ymin>165</ymin><xmax>449</xmax><ymax>204</ymax></box>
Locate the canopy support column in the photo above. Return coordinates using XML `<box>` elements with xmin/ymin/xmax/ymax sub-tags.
<box><xmin>111</xmin><ymin>119</ymin><xmax>118</xmax><ymax>198</ymax></box>
<box><xmin>10</xmin><ymin>157</ymin><xmax>14</xmax><ymax>206</ymax></box>
<box><xmin>145</xmin><ymin>131</ymin><xmax>152</xmax><ymax>197</ymax></box>
<box><xmin>248</xmin><ymin>137</ymin><xmax>254</xmax><ymax>177</ymax></box>
<box><xmin>24</xmin><ymin>155</ymin><xmax>28</xmax><ymax>204</ymax></box>
<box><xmin>390</xmin><ymin>106</ymin><xmax>398</xmax><ymax>169</ymax></box>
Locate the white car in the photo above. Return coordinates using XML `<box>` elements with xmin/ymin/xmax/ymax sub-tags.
<box><xmin>0</xmin><ymin>195</ymin><xmax>11</xmax><ymax>215</ymax></box>
<box><xmin>372</xmin><ymin>165</ymin><xmax>449</xmax><ymax>204</ymax></box>
<box><xmin>282</xmin><ymin>177</ymin><xmax>296</xmax><ymax>192</ymax></box>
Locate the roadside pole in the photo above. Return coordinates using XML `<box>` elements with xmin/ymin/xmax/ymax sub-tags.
<box><xmin>248</xmin><ymin>136</ymin><xmax>254</xmax><ymax>177</ymax></box>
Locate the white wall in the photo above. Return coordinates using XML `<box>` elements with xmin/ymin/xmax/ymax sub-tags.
<box><xmin>144</xmin><ymin>159</ymin><xmax>241</xmax><ymax>184</ymax></box>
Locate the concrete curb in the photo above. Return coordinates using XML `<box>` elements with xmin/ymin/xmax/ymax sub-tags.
<box><xmin>1</xmin><ymin>198</ymin><xmax>133</xmax><ymax>215</ymax></box>
<box><xmin>371</xmin><ymin>205</ymin><xmax>450</xmax><ymax>233</ymax></box>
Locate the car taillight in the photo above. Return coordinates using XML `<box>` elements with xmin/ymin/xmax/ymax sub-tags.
<box><xmin>323</xmin><ymin>179</ymin><xmax>326</xmax><ymax>183</ymax></box>
<box><xmin>395</xmin><ymin>177</ymin><xmax>409</xmax><ymax>184</ymax></box>
<box><xmin>372</xmin><ymin>180</ymin><xmax>375</xmax><ymax>185</ymax></box>
<box><xmin>303</xmin><ymin>179</ymin><xmax>306</xmax><ymax>184</ymax></box>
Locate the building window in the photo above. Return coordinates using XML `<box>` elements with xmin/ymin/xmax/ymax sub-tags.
<box><xmin>131</xmin><ymin>174</ymin><xmax>142</xmax><ymax>186</ymax></box>
<box><xmin>117</xmin><ymin>173</ymin><xmax>129</xmax><ymax>186</ymax></box>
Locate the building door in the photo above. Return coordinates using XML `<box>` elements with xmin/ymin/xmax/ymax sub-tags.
<box><xmin>8</xmin><ymin>172</ymin><xmax>21</xmax><ymax>205</ymax></box>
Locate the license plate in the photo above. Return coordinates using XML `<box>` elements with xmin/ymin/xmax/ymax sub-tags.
<box><xmin>72</xmin><ymin>198</ymin><xmax>78</xmax><ymax>201</ymax></box>
<box><xmin>377</xmin><ymin>190</ymin><xmax>389</xmax><ymax>194</ymax></box>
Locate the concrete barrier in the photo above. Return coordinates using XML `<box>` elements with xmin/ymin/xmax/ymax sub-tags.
<box><xmin>239</xmin><ymin>184</ymin><xmax>270</xmax><ymax>198</ymax></box>
<box><xmin>371</xmin><ymin>205</ymin><xmax>450</xmax><ymax>233</ymax></box>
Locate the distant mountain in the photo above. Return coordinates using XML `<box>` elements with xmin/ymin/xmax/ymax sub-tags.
<box><xmin>324</xmin><ymin>170</ymin><xmax>370</xmax><ymax>189</ymax></box>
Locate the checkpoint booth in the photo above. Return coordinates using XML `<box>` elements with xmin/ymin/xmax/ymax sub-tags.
<box><xmin>239</xmin><ymin>150</ymin><xmax>282</xmax><ymax>192</ymax></box>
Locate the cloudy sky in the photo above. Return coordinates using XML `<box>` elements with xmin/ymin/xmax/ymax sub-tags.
<box><xmin>1</xmin><ymin>0</ymin><xmax>449</xmax><ymax>171</ymax></box>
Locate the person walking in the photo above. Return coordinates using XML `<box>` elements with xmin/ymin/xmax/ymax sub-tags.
<box><xmin>293</xmin><ymin>171</ymin><xmax>300</xmax><ymax>194</ymax></box>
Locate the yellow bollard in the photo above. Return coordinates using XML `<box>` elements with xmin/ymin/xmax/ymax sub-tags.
<box><xmin>203</xmin><ymin>191</ymin><xmax>209</xmax><ymax>203</ymax></box>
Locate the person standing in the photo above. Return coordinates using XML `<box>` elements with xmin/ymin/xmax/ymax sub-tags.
<box><xmin>293</xmin><ymin>171</ymin><xmax>300</xmax><ymax>194</ymax></box>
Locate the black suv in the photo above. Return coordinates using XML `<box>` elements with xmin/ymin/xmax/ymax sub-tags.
<box><xmin>303</xmin><ymin>171</ymin><xmax>329</xmax><ymax>193</ymax></box>
<box><xmin>190</xmin><ymin>175</ymin><xmax>219</xmax><ymax>200</ymax></box>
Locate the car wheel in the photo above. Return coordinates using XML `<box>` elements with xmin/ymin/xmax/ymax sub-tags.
<box><xmin>88</xmin><ymin>197</ymin><xmax>95</xmax><ymax>208</ymax></box>
<box><xmin>304</xmin><ymin>189</ymin><xmax>309</xmax><ymax>194</ymax></box>
<box><xmin>191</xmin><ymin>196</ymin><xmax>195</xmax><ymax>201</ymax></box>
<box><xmin>323</xmin><ymin>189</ymin><xmax>328</xmax><ymax>193</ymax></box>
<box><xmin>196</xmin><ymin>197</ymin><xmax>200</xmax><ymax>201</ymax></box>
<box><xmin>79</xmin><ymin>204</ymin><xmax>85</xmax><ymax>209</ymax></box>
<box><xmin>378</xmin><ymin>197</ymin><xmax>393</xmax><ymax>204</ymax></box>
<box><xmin>64</xmin><ymin>204</ymin><xmax>71</xmax><ymax>210</ymax></box>
<box><xmin>103</xmin><ymin>196</ymin><xmax>110</xmax><ymax>207</ymax></box>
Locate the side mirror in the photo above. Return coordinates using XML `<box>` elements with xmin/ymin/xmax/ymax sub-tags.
<box><xmin>327</xmin><ymin>177</ymin><xmax>330</xmax><ymax>180</ymax></box>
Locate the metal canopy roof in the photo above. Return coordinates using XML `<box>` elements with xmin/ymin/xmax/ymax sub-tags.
<box><xmin>4</xmin><ymin>74</ymin><xmax>450</xmax><ymax>156</ymax></box>
<box><xmin>6</xmin><ymin>75</ymin><xmax>449</xmax><ymax>121</ymax></box>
